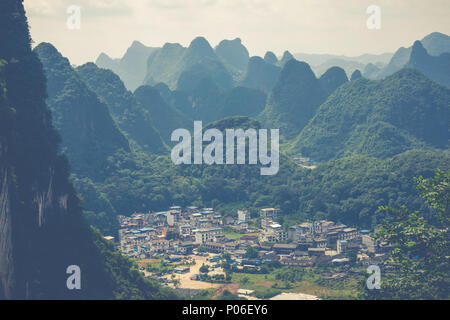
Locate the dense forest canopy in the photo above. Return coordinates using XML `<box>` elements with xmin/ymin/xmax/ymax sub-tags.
<box><xmin>33</xmin><ymin>31</ymin><xmax>450</xmax><ymax>239</ymax></box>
<box><xmin>2</xmin><ymin>0</ymin><xmax>449</xmax><ymax>301</ymax></box>
<box><xmin>0</xmin><ymin>0</ymin><xmax>179</xmax><ymax>300</ymax></box>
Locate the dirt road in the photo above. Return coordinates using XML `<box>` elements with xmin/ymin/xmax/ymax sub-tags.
<box><xmin>165</xmin><ymin>254</ymin><xmax>224</xmax><ymax>290</ymax></box>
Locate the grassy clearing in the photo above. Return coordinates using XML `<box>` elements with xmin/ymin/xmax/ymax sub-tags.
<box><xmin>230</xmin><ymin>267</ymin><xmax>363</xmax><ymax>299</ymax></box>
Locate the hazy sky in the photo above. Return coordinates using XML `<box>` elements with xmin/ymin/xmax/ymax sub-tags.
<box><xmin>24</xmin><ymin>0</ymin><xmax>450</xmax><ymax>65</ymax></box>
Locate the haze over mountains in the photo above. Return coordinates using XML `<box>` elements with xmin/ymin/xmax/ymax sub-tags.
<box><xmin>96</xmin><ymin>41</ymin><xmax>158</xmax><ymax>92</ymax></box>
<box><xmin>295</xmin><ymin>52</ymin><xmax>393</xmax><ymax>78</ymax></box>
<box><xmin>35</xmin><ymin>43</ymin><xmax>132</xmax><ymax>178</ymax></box>
<box><xmin>364</xmin><ymin>32</ymin><xmax>450</xmax><ymax>80</ymax></box>
<box><xmin>96</xmin><ymin>32</ymin><xmax>450</xmax><ymax>92</ymax></box>
<box><xmin>32</xmin><ymin>30</ymin><xmax>448</xmax><ymax>235</ymax></box>
<box><xmin>1</xmin><ymin>0</ymin><xmax>448</xmax><ymax>300</ymax></box>
<box><xmin>289</xmin><ymin>69</ymin><xmax>450</xmax><ymax>160</ymax></box>
<box><xmin>0</xmin><ymin>0</ymin><xmax>179</xmax><ymax>300</ymax></box>
<box><xmin>406</xmin><ymin>41</ymin><xmax>450</xmax><ymax>88</ymax></box>
<box><xmin>258</xmin><ymin>60</ymin><xmax>344</xmax><ymax>139</ymax></box>
<box><xmin>39</xmin><ymin>31</ymin><xmax>450</xmax><ymax>169</ymax></box>
<box><xmin>1</xmin><ymin>0</ymin><xmax>449</xmax><ymax>300</ymax></box>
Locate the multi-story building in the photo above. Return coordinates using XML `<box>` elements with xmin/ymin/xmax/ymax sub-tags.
<box><xmin>166</xmin><ymin>210</ymin><xmax>181</xmax><ymax>226</ymax></box>
<box><xmin>186</xmin><ymin>206</ymin><xmax>198</xmax><ymax>214</ymax></box>
<box><xmin>288</xmin><ymin>222</ymin><xmax>312</xmax><ymax>241</ymax></box>
<box><xmin>260</xmin><ymin>208</ymin><xmax>280</xmax><ymax>220</ymax></box>
<box><xmin>314</xmin><ymin>237</ymin><xmax>328</xmax><ymax>248</ymax></box>
<box><xmin>149</xmin><ymin>239</ymin><xmax>170</xmax><ymax>253</ymax></box>
<box><xmin>339</xmin><ymin>228</ymin><xmax>359</xmax><ymax>241</ymax></box>
<box><xmin>204</xmin><ymin>242</ymin><xmax>225</xmax><ymax>253</ymax></box>
<box><xmin>194</xmin><ymin>227</ymin><xmax>223</xmax><ymax>244</ymax></box>
<box><xmin>314</xmin><ymin>220</ymin><xmax>334</xmax><ymax>234</ymax></box>
<box><xmin>260</xmin><ymin>222</ymin><xmax>287</xmax><ymax>243</ymax></box>
<box><xmin>238</xmin><ymin>210</ymin><xmax>250</xmax><ymax>222</ymax></box>
<box><xmin>337</xmin><ymin>239</ymin><xmax>348</xmax><ymax>254</ymax></box>
<box><xmin>179</xmin><ymin>224</ymin><xmax>192</xmax><ymax>237</ymax></box>
<box><xmin>154</xmin><ymin>211</ymin><xmax>167</xmax><ymax>226</ymax></box>
<box><xmin>361</xmin><ymin>231</ymin><xmax>376</xmax><ymax>253</ymax></box>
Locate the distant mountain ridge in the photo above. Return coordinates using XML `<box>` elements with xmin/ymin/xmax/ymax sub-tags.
<box><xmin>96</xmin><ymin>40</ymin><xmax>158</xmax><ymax>91</ymax></box>
<box><xmin>35</xmin><ymin>43</ymin><xmax>131</xmax><ymax>179</ymax></box>
<box><xmin>294</xmin><ymin>52</ymin><xmax>392</xmax><ymax>78</ymax></box>
<box><xmin>76</xmin><ymin>62</ymin><xmax>168</xmax><ymax>153</ymax></box>
<box><xmin>239</xmin><ymin>56</ymin><xmax>281</xmax><ymax>93</ymax></box>
<box><xmin>143</xmin><ymin>37</ymin><xmax>234</xmax><ymax>92</ymax></box>
<box><xmin>0</xmin><ymin>0</ymin><xmax>179</xmax><ymax>300</ymax></box>
<box><xmin>133</xmin><ymin>85</ymin><xmax>191</xmax><ymax>144</ymax></box>
<box><xmin>406</xmin><ymin>41</ymin><xmax>450</xmax><ymax>88</ymax></box>
<box><xmin>367</xmin><ymin>32</ymin><xmax>450</xmax><ymax>80</ymax></box>
<box><xmin>294</xmin><ymin>52</ymin><xmax>392</xmax><ymax>67</ymax></box>
<box><xmin>215</xmin><ymin>38</ymin><xmax>249</xmax><ymax>72</ymax></box>
<box><xmin>258</xmin><ymin>59</ymin><xmax>348</xmax><ymax>139</ymax></box>
<box><xmin>290</xmin><ymin>68</ymin><xmax>450</xmax><ymax>161</ymax></box>
<box><xmin>95</xmin><ymin>32</ymin><xmax>449</xmax><ymax>92</ymax></box>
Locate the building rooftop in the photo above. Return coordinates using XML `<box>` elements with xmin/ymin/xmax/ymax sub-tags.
<box><xmin>308</xmin><ymin>247</ymin><xmax>326</xmax><ymax>252</ymax></box>
<box><xmin>139</xmin><ymin>227</ymin><xmax>155</xmax><ymax>232</ymax></box>
<box><xmin>273</xmin><ymin>244</ymin><xmax>297</xmax><ymax>249</ymax></box>
<box><xmin>237</xmin><ymin>289</ymin><xmax>255</xmax><ymax>295</ymax></box>
<box><xmin>299</xmin><ymin>222</ymin><xmax>312</xmax><ymax>227</ymax></box>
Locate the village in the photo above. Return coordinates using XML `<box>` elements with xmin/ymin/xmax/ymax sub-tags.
<box><xmin>108</xmin><ymin>206</ymin><xmax>391</xmax><ymax>299</ymax></box>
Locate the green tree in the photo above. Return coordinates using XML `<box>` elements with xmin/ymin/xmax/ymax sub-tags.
<box><xmin>197</xmin><ymin>246</ymin><xmax>207</xmax><ymax>253</ymax></box>
<box><xmin>240</xmin><ymin>277</ymin><xmax>249</xmax><ymax>286</ymax></box>
<box><xmin>199</xmin><ymin>264</ymin><xmax>209</xmax><ymax>274</ymax></box>
<box><xmin>216</xmin><ymin>290</ymin><xmax>244</xmax><ymax>300</ymax></box>
<box><xmin>365</xmin><ymin>170</ymin><xmax>449</xmax><ymax>299</ymax></box>
<box><xmin>244</xmin><ymin>247</ymin><xmax>259</xmax><ymax>259</ymax></box>
<box><xmin>345</xmin><ymin>249</ymin><xmax>358</xmax><ymax>265</ymax></box>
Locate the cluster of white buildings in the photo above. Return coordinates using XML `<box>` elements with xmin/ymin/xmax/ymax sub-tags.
<box><xmin>114</xmin><ymin>205</ymin><xmax>386</xmax><ymax>268</ymax></box>
<box><xmin>117</xmin><ymin>206</ymin><xmax>226</xmax><ymax>258</ymax></box>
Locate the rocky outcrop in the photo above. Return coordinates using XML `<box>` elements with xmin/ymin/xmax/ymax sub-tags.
<box><xmin>0</xmin><ymin>0</ymin><xmax>87</xmax><ymax>299</ymax></box>
<box><xmin>0</xmin><ymin>164</ymin><xmax>13</xmax><ymax>299</ymax></box>
<box><xmin>240</xmin><ymin>56</ymin><xmax>281</xmax><ymax>93</ymax></box>
<box><xmin>264</xmin><ymin>51</ymin><xmax>278</xmax><ymax>65</ymax></box>
<box><xmin>406</xmin><ymin>41</ymin><xmax>450</xmax><ymax>87</ymax></box>
<box><xmin>215</xmin><ymin>38</ymin><xmax>249</xmax><ymax>71</ymax></box>
<box><xmin>319</xmin><ymin>66</ymin><xmax>349</xmax><ymax>96</ymax></box>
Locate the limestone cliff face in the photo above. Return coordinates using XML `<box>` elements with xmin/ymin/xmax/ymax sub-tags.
<box><xmin>0</xmin><ymin>64</ymin><xmax>77</xmax><ymax>298</ymax></box>
<box><xmin>0</xmin><ymin>0</ymin><xmax>84</xmax><ymax>299</ymax></box>
<box><xmin>0</xmin><ymin>159</ymin><xmax>14</xmax><ymax>299</ymax></box>
<box><xmin>1</xmin><ymin>0</ymin><xmax>180</xmax><ymax>301</ymax></box>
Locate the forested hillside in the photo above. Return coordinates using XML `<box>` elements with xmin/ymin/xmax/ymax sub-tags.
<box><xmin>259</xmin><ymin>59</ymin><xmax>343</xmax><ymax>139</ymax></box>
<box><xmin>96</xmin><ymin>40</ymin><xmax>158</xmax><ymax>91</ymax></box>
<box><xmin>368</xmin><ymin>32</ymin><xmax>450</xmax><ymax>80</ymax></box>
<box><xmin>35</xmin><ymin>36</ymin><xmax>449</xmax><ymax>239</ymax></box>
<box><xmin>34</xmin><ymin>43</ymin><xmax>131</xmax><ymax>179</ymax></box>
<box><xmin>406</xmin><ymin>41</ymin><xmax>450</xmax><ymax>88</ymax></box>
<box><xmin>290</xmin><ymin>69</ymin><xmax>449</xmax><ymax>160</ymax></box>
<box><xmin>75</xmin><ymin>62</ymin><xmax>168</xmax><ymax>152</ymax></box>
<box><xmin>0</xmin><ymin>0</ymin><xmax>179</xmax><ymax>300</ymax></box>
